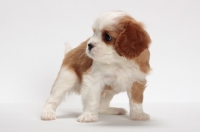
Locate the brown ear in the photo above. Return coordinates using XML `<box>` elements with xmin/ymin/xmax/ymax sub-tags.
<box><xmin>114</xmin><ymin>21</ymin><xmax>151</xmax><ymax>59</ymax></box>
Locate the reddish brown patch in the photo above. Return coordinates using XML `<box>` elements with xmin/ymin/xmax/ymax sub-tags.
<box><xmin>114</xmin><ymin>17</ymin><xmax>151</xmax><ymax>59</ymax></box>
<box><xmin>130</xmin><ymin>81</ymin><xmax>146</xmax><ymax>103</ymax></box>
<box><xmin>62</xmin><ymin>39</ymin><xmax>93</xmax><ymax>82</ymax></box>
<box><xmin>135</xmin><ymin>49</ymin><xmax>151</xmax><ymax>73</ymax></box>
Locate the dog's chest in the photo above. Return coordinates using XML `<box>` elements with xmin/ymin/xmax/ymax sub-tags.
<box><xmin>94</xmin><ymin>61</ymin><xmax>146</xmax><ymax>92</ymax></box>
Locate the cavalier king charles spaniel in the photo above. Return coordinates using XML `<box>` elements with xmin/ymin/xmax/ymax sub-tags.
<box><xmin>41</xmin><ymin>10</ymin><xmax>151</xmax><ymax>123</ymax></box>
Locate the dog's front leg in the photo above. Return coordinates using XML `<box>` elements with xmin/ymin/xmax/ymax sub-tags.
<box><xmin>127</xmin><ymin>81</ymin><xmax>150</xmax><ymax>121</ymax></box>
<box><xmin>77</xmin><ymin>75</ymin><xmax>103</xmax><ymax>123</ymax></box>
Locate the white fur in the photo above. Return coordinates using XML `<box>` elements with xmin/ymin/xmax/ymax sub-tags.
<box><xmin>99</xmin><ymin>92</ymin><xmax>127</xmax><ymax>115</ymax></box>
<box><xmin>127</xmin><ymin>91</ymin><xmax>150</xmax><ymax>121</ymax></box>
<box><xmin>41</xmin><ymin>67</ymin><xmax>78</xmax><ymax>120</ymax></box>
<box><xmin>93</xmin><ymin>10</ymin><xmax>130</xmax><ymax>30</ymax></box>
<box><xmin>41</xmin><ymin>10</ymin><xmax>149</xmax><ymax>123</ymax></box>
<box><xmin>77</xmin><ymin>58</ymin><xmax>147</xmax><ymax>122</ymax></box>
<box><xmin>130</xmin><ymin>104</ymin><xmax>150</xmax><ymax>121</ymax></box>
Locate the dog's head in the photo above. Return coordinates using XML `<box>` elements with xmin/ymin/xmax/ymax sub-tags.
<box><xmin>86</xmin><ymin>10</ymin><xmax>151</xmax><ymax>63</ymax></box>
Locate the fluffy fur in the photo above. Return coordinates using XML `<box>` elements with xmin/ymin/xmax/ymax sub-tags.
<box><xmin>41</xmin><ymin>10</ymin><xmax>151</xmax><ymax>122</ymax></box>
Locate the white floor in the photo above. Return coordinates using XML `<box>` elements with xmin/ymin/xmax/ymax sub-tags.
<box><xmin>0</xmin><ymin>103</ymin><xmax>200</xmax><ymax>132</ymax></box>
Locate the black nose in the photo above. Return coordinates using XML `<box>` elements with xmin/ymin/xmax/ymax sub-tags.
<box><xmin>88</xmin><ymin>43</ymin><xmax>94</xmax><ymax>51</ymax></box>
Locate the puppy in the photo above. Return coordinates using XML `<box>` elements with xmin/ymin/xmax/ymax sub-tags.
<box><xmin>41</xmin><ymin>10</ymin><xmax>151</xmax><ymax>122</ymax></box>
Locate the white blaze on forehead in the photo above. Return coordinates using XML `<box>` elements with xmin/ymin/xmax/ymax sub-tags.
<box><xmin>92</xmin><ymin>10</ymin><xmax>130</xmax><ymax>30</ymax></box>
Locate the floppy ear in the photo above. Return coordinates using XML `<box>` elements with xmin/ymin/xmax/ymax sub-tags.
<box><xmin>114</xmin><ymin>21</ymin><xmax>151</xmax><ymax>59</ymax></box>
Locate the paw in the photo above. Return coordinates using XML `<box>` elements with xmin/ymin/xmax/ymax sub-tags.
<box><xmin>130</xmin><ymin>112</ymin><xmax>150</xmax><ymax>121</ymax></box>
<box><xmin>99</xmin><ymin>107</ymin><xmax>127</xmax><ymax>115</ymax></box>
<box><xmin>41</xmin><ymin>109</ymin><xmax>56</xmax><ymax>120</ymax></box>
<box><xmin>77</xmin><ymin>113</ymin><xmax>98</xmax><ymax>123</ymax></box>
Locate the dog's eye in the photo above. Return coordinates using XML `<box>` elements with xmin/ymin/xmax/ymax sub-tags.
<box><xmin>104</xmin><ymin>33</ymin><xmax>112</xmax><ymax>41</ymax></box>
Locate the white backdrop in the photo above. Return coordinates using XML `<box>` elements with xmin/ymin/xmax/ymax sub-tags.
<box><xmin>0</xmin><ymin>0</ymin><xmax>200</xmax><ymax>103</ymax></box>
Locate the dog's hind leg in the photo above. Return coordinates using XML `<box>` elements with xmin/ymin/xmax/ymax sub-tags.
<box><xmin>41</xmin><ymin>66</ymin><xmax>78</xmax><ymax>120</ymax></box>
<box><xmin>98</xmin><ymin>92</ymin><xmax>127</xmax><ymax>115</ymax></box>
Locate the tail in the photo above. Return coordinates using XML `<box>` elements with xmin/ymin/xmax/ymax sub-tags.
<box><xmin>64</xmin><ymin>42</ymin><xmax>72</xmax><ymax>55</ymax></box>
